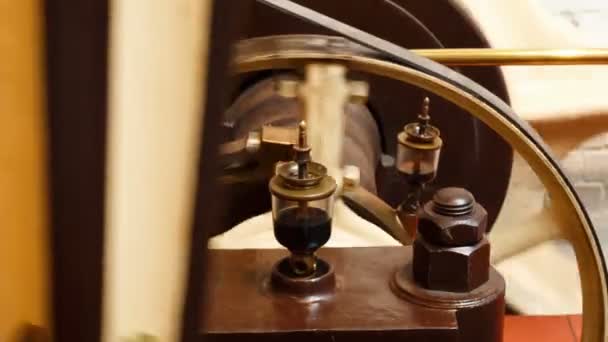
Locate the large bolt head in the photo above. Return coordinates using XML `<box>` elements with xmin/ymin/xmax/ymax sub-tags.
<box><xmin>413</xmin><ymin>237</ymin><xmax>490</xmax><ymax>292</ymax></box>
<box><xmin>418</xmin><ymin>188</ymin><xmax>488</xmax><ymax>246</ymax></box>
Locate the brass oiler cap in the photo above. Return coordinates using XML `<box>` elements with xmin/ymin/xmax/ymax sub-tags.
<box><xmin>397</xmin><ymin>124</ymin><xmax>443</xmax><ymax>150</ymax></box>
<box><xmin>269</xmin><ymin>161</ymin><xmax>337</xmax><ymax>201</ymax></box>
<box><xmin>398</xmin><ymin>97</ymin><xmax>442</xmax><ymax>150</ymax></box>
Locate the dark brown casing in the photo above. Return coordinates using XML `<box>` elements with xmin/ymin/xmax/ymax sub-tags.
<box><xmin>418</xmin><ymin>201</ymin><xmax>488</xmax><ymax>246</ymax></box>
<box><xmin>202</xmin><ymin>247</ymin><xmax>504</xmax><ymax>342</ymax></box>
<box><xmin>413</xmin><ymin>237</ymin><xmax>491</xmax><ymax>292</ymax></box>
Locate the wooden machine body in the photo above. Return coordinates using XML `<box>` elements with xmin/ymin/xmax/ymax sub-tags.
<box><xmin>203</xmin><ymin>247</ymin><xmax>505</xmax><ymax>341</ymax></box>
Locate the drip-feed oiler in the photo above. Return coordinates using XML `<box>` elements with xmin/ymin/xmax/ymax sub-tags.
<box><xmin>269</xmin><ymin>121</ymin><xmax>337</xmax><ymax>280</ymax></box>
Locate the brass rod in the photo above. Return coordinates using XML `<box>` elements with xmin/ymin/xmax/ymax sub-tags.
<box><xmin>412</xmin><ymin>48</ymin><xmax>608</xmax><ymax>66</ymax></box>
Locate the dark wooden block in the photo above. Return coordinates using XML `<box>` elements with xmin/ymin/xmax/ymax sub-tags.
<box><xmin>201</xmin><ymin>247</ymin><xmax>461</xmax><ymax>341</ymax></box>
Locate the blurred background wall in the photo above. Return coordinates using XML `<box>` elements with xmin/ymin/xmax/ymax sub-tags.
<box><xmin>539</xmin><ymin>0</ymin><xmax>608</xmax><ymax>249</ymax></box>
<box><xmin>0</xmin><ymin>0</ymin><xmax>49</xmax><ymax>340</ymax></box>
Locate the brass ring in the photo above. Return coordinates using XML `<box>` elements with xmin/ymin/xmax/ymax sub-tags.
<box><xmin>231</xmin><ymin>44</ymin><xmax>607</xmax><ymax>341</ymax></box>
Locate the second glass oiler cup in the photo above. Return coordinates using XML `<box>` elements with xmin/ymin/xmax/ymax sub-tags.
<box><xmin>269</xmin><ymin>122</ymin><xmax>337</xmax><ymax>277</ymax></box>
<box><xmin>396</xmin><ymin>97</ymin><xmax>443</xmax><ymax>183</ymax></box>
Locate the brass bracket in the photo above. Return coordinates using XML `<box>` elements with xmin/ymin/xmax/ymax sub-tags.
<box><xmin>342</xmin><ymin>184</ymin><xmax>414</xmax><ymax>245</ymax></box>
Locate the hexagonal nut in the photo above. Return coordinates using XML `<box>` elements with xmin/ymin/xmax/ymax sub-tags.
<box><xmin>417</xmin><ymin>201</ymin><xmax>488</xmax><ymax>247</ymax></box>
<box><xmin>413</xmin><ymin>237</ymin><xmax>490</xmax><ymax>292</ymax></box>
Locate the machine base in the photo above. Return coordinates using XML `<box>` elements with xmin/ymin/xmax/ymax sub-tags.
<box><xmin>202</xmin><ymin>246</ymin><xmax>504</xmax><ymax>341</ymax></box>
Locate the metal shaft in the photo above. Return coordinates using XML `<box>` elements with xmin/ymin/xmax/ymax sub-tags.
<box><xmin>412</xmin><ymin>48</ymin><xmax>608</xmax><ymax>66</ymax></box>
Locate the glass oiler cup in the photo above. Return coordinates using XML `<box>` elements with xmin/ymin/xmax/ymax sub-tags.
<box><xmin>269</xmin><ymin>122</ymin><xmax>337</xmax><ymax>277</ymax></box>
<box><xmin>396</xmin><ymin>97</ymin><xmax>442</xmax><ymax>183</ymax></box>
<box><xmin>396</xmin><ymin>98</ymin><xmax>443</xmax><ymax>234</ymax></box>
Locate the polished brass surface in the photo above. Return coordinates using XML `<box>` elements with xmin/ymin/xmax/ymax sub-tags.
<box><xmin>412</xmin><ymin>48</ymin><xmax>608</xmax><ymax>66</ymax></box>
<box><xmin>232</xmin><ymin>47</ymin><xmax>607</xmax><ymax>341</ymax></box>
<box><xmin>269</xmin><ymin>123</ymin><xmax>337</xmax><ymax>201</ymax></box>
<box><xmin>400</xmin><ymin>97</ymin><xmax>440</xmax><ymax>146</ymax></box>
<box><xmin>341</xmin><ymin>185</ymin><xmax>413</xmax><ymax>245</ymax></box>
<box><xmin>219</xmin><ymin>126</ymin><xmax>297</xmax><ymax>155</ymax></box>
<box><xmin>398</xmin><ymin>128</ymin><xmax>442</xmax><ymax>150</ymax></box>
<box><xmin>398</xmin><ymin>99</ymin><xmax>442</xmax><ymax>150</ymax></box>
<box><xmin>234</xmin><ymin>34</ymin><xmax>608</xmax><ymax>67</ymax></box>
<box><xmin>270</xmin><ymin>164</ymin><xmax>337</xmax><ymax>201</ymax></box>
<box><xmin>261</xmin><ymin>125</ymin><xmax>298</xmax><ymax>146</ymax></box>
